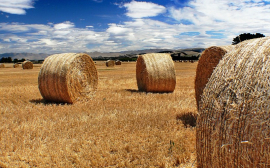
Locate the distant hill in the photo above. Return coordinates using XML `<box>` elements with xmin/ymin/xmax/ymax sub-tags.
<box><xmin>0</xmin><ymin>48</ymin><xmax>205</xmax><ymax>60</ymax></box>
<box><xmin>0</xmin><ymin>53</ymin><xmax>49</xmax><ymax>60</ymax></box>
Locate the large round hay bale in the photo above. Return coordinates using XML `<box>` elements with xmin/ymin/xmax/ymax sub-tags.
<box><xmin>196</xmin><ymin>37</ymin><xmax>270</xmax><ymax>167</ymax></box>
<box><xmin>115</xmin><ymin>60</ymin><xmax>121</xmax><ymax>65</ymax></box>
<box><xmin>195</xmin><ymin>45</ymin><xmax>234</xmax><ymax>109</ymax></box>
<box><xmin>22</xmin><ymin>61</ymin><xmax>33</xmax><ymax>69</ymax></box>
<box><xmin>0</xmin><ymin>63</ymin><xmax>5</xmax><ymax>68</ymax></box>
<box><xmin>13</xmin><ymin>63</ymin><xmax>19</xmax><ymax>68</ymax></box>
<box><xmin>38</xmin><ymin>53</ymin><xmax>98</xmax><ymax>104</ymax></box>
<box><xmin>106</xmin><ymin>60</ymin><xmax>115</xmax><ymax>67</ymax></box>
<box><xmin>136</xmin><ymin>53</ymin><xmax>176</xmax><ymax>92</ymax></box>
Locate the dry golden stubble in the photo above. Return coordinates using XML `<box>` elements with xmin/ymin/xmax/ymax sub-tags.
<box><xmin>0</xmin><ymin>61</ymin><xmax>198</xmax><ymax>167</ymax></box>
<box><xmin>196</xmin><ymin>37</ymin><xmax>270</xmax><ymax>168</ymax></box>
<box><xmin>195</xmin><ymin>45</ymin><xmax>234</xmax><ymax>109</ymax></box>
<box><xmin>22</xmin><ymin>61</ymin><xmax>33</xmax><ymax>69</ymax></box>
<box><xmin>38</xmin><ymin>53</ymin><xmax>98</xmax><ymax>104</ymax></box>
<box><xmin>136</xmin><ymin>53</ymin><xmax>176</xmax><ymax>93</ymax></box>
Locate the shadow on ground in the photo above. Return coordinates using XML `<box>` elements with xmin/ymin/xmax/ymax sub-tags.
<box><xmin>29</xmin><ymin>98</ymin><xmax>71</xmax><ymax>105</ymax></box>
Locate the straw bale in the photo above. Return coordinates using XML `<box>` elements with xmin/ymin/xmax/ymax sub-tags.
<box><xmin>106</xmin><ymin>60</ymin><xmax>115</xmax><ymax>67</ymax></box>
<box><xmin>195</xmin><ymin>45</ymin><xmax>234</xmax><ymax>109</ymax></box>
<box><xmin>196</xmin><ymin>37</ymin><xmax>270</xmax><ymax>167</ymax></box>
<box><xmin>115</xmin><ymin>60</ymin><xmax>121</xmax><ymax>65</ymax></box>
<box><xmin>13</xmin><ymin>63</ymin><xmax>19</xmax><ymax>68</ymax></box>
<box><xmin>22</xmin><ymin>61</ymin><xmax>33</xmax><ymax>69</ymax></box>
<box><xmin>38</xmin><ymin>53</ymin><xmax>98</xmax><ymax>104</ymax></box>
<box><xmin>136</xmin><ymin>53</ymin><xmax>176</xmax><ymax>92</ymax></box>
<box><xmin>0</xmin><ymin>63</ymin><xmax>5</xmax><ymax>68</ymax></box>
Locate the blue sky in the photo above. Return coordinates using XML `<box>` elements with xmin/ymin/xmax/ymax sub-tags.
<box><xmin>0</xmin><ymin>0</ymin><xmax>270</xmax><ymax>54</ymax></box>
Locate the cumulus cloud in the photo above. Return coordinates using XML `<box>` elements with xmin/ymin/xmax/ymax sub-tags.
<box><xmin>1</xmin><ymin>0</ymin><xmax>270</xmax><ymax>54</ymax></box>
<box><xmin>168</xmin><ymin>0</ymin><xmax>270</xmax><ymax>33</ymax></box>
<box><xmin>0</xmin><ymin>0</ymin><xmax>34</xmax><ymax>15</ymax></box>
<box><xmin>166</xmin><ymin>0</ymin><xmax>270</xmax><ymax>45</ymax></box>
<box><xmin>54</xmin><ymin>21</ymin><xmax>75</xmax><ymax>30</ymax></box>
<box><xmin>0</xmin><ymin>21</ymin><xmax>111</xmax><ymax>53</ymax></box>
<box><xmin>123</xmin><ymin>1</ymin><xmax>166</xmax><ymax>18</ymax></box>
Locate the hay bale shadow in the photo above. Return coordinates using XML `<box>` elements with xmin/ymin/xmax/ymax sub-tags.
<box><xmin>29</xmin><ymin>99</ymin><xmax>70</xmax><ymax>105</ymax></box>
<box><xmin>176</xmin><ymin>112</ymin><xmax>198</xmax><ymax>127</ymax></box>
<box><xmin>125</xmin><ymin>89</ymin><xmax>173</xmax><ymax>94</ymax></box>
<box><xmin>125</xmin><ymin>89</ymin><xmax>144</xmax><ymax>93</ymax></box>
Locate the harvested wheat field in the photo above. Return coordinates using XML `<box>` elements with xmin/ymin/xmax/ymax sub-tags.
<box><xmin>0</xmin><ymin>61</ymin><xmax>197</xmax><ymax>167</ymax></box>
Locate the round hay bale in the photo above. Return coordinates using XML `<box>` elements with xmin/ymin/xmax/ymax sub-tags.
<box><xmin>0</xmin><ymin>63</ymin><xmax>5</xmax><ymax>68</ymax></box>
<box><xmin>136</xmin><ymin>53</ymin><xmax>176</xmax><ymax>92</ymax></box>
<box><xmin>38</xmin><ymin>53</ymin><xmax>98</xmax><ymax>104</ymax></box>
<box><xmin>115</xmin><ymin>60</ymin><xmax>121</xmax><ymax>65</ymax></box>
<box><xmin>106</xmin><ymin>60</ymin><xmax>115</xmax><ymax>67</ymax></box>
<box><xmin>196</xmin><ymin>37</ymin><xmax>270</xmax><ymax>167</ymax></box>
<box><xmin>22</xmin><ymin>61</ymin><xmax>33</xmax><ymax>69</ymax></box>
<box><xmin>13</xmin><ymin>63</ymin><xmax>19</xmax><ymax>68</ymax></box>
<box><xmin>195</xmin><ymin>45</ymin><xmax>234</xmax><ymax>109</ymax></box>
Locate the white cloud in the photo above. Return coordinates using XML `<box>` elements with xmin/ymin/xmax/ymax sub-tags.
<box><xmin>167</xmin><ymin>0</ymin><xmax>270</xmax><ymax>44</ymax></box>
<box><xmin>107</xmin><ymin>24</ymin><xmax>133</xmax><ymax>35</ymax></box>
<box><xmin>123</xmin><ymin>1</ymin><xmax>166</xmax><ymax>18</ymax></box>
<box><xmin>0</xmin><ymin>0</ymin><xmax>34</xmax><ymax>15</ymax></box>
<box><xmin>54</xmin><ymin>21</ymin><xmax>75</xmax><ymax>30</ymax></box>
<box><xmin>39</xmin><ymin>39</ymin><xmax>57</xmax><ymax>46</ymax></box>
<box><xmin>1</xmin><ymin>0</ymin><xmax>270</xmax><ymax>54</ymax></box>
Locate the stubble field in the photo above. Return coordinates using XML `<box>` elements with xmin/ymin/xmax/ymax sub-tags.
<box><xmin>0</xmin><ymin>61</ymin><xmax>198</xmax><ymax>167</ymax></box>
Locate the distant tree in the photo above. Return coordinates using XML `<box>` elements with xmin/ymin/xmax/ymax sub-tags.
<box><xmin>14</xmin><ymin>58</ymin><xmax>18</xmax><ymax>63</ymax></box>
<box><xmin>0</xmin><ymin>57</ymin><xmax>12</xmax><ymax>63</ymax></box>
<box><xmin>21</xmin><ymin>58</ymin><xmax>26</xmax><ymax>62</ymax></box>
<box><xmin>7</xmin><ymin>57</ymin><xmax>12</xmax><ymax>62</ymax></box>
<box><xmin>232</xmin><ymin>33</ymin><xmax>265</xmax><ymax>45</ymax></box>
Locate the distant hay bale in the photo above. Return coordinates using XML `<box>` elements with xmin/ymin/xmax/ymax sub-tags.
<box><xmin>38</xmin><ymin>53</ymin><xmax>98</xmax><ymax>104</ymax></box>
<box><xmin>0</xmin><ymin>63</ymin><xmax>5</xmax><ymax>68</ymax></box>
<box><xmin>22</xmin><ymin>61</ymin><xmax>33</xmax><ymax>69</ymax></box>
<box><xmin>196</xmin><ymin>37</ymin><xmax>270</xmax><ymax>168</ymax></box>
<box><xmin>195</xmin><ymin>45</ymin><xmax>234</xmax><ymax>109</ymax></box>
<box><xmin>106</xmin><ymin>60</ymin><xmax>115</xmax><ymax>67</ymax></box>
<box><xmin>115</xmin><ymin>60</ymin><xmax>121</xmax><ymax>65</ymax></box>
<box><xmin>13</xmin><ymin>63</ymin><xmax>19</xmax><ymax>68</ymax></box>
<box><xmin>136</xmin><ymin>53</ymin><xmax>176</xmax><ymax>92</ymax></box>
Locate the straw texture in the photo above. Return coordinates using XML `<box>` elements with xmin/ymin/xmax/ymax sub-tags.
<box><xmin>106</xmin><ymin>60</ymin><xmax>115</xmax><ymax>67</ymax></box>
<box><xmin>136</xmin><ymin>53</ymin><xmax>176</xmax><ymax>92</ymax></box>
<box><xmin>13</xmin><ymin>63</ymin><xmax>19</xmax><ymax>68</ymax></box>
<box><xmin>195</xmin><ymin>45</ymin><xmax>234</xmax><ymax>109</ymax></box>
<box><xmin>0</xmin><ymin>63</ymin><xmax>5</xmax><ymax>68</ymax></box>
<box><xmin>196</xmin><ymin>37</ymin><xmax>270</xmax><ymax>168</ymax></box>
<box><xmin>22</xmin><ymin>61</ymin><xmax>33</xmax><ymax>69</ymax></box>
<box><xmin>38</xmin><ymin>53</ymin><xmax>98</xmax><ymax>104</ymax></box>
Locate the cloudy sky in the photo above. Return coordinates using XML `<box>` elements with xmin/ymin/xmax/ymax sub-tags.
<box><xmin>0</xmin><ymin>0</ymin><xmax>270</xmax><ymax>54</ymax></box>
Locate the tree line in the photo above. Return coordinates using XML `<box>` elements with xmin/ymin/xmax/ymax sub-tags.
<box><xmin>232</xmin><ymin>33</ymin><xmax>265</xmax><ymax>45</ymax></box>
<box><xmin>0</xmin><ymin>57</ymin><xmax>26</xmax><ymax>63</ymax></box>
